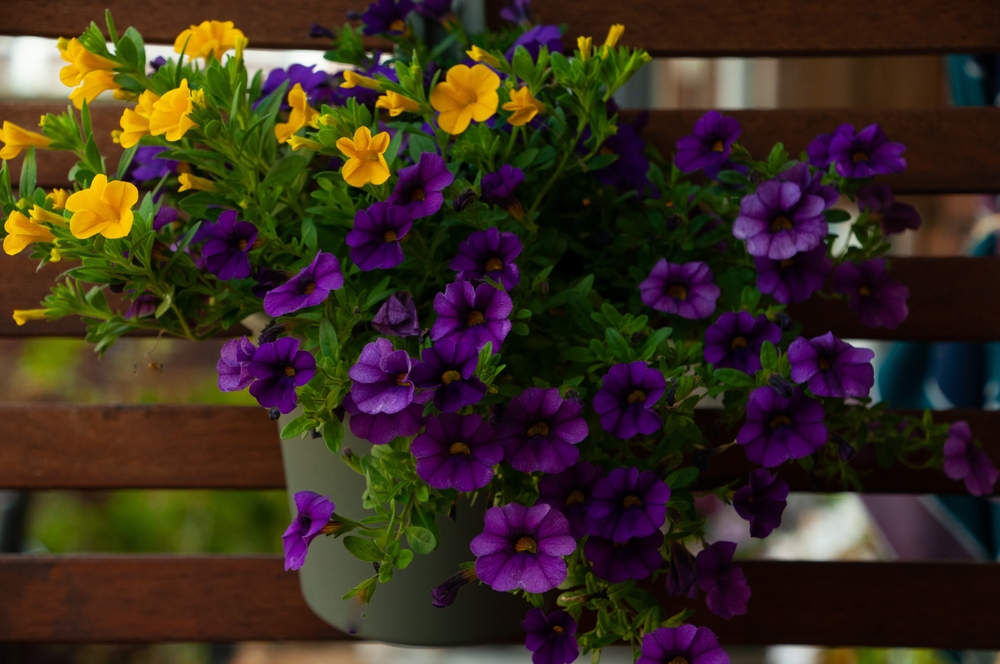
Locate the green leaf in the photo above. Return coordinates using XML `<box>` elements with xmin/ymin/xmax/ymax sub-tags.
<box><xmin>560</xmin><ymin>346</ymin><xmax>594</xmax><ymax>363</ymax></box>
<box><xmin>343</xmin><ymin>535</ymin><xmax>383</xmax><ymax>562</ymax></box>
<box><xmin>383</xmin><ymin>128</ymin><xmax>404</xmax><ymax>165</ymax></box>
<box><xmin>407</xmin><ymin>134</ymin><xmax>437</xmax><ymax>163</ymax></box>
<box><xmin>605</xmin><ymin>328</ymin><xmax>630</xmax><ymax>361</ymax></box>
<box><xmin>323</xmin><ymin>417</ymin><xmax>344</xmax><ymax>454</ymax></box>
<box><xmin>760</xmin><ymin>341</ymin><xmax>778</xmax><ymax>371</ymax></box>
<box><xmin>319</xmin><ymin>318</ymin><xmax>339</xmax><ymax>359</ymax></box>
<box><xmin>18</xmin><ymin>147</ymin><xmax>36</xmax><ymax>200</ymax></box>
<box><xmin>713</xmin><ymin>368</ymin><xmax>756</xmax><ymax>387</ymax></box>
<box><xmin>405</xmin><ymin>525</ymin><xmax>437</xmax><ymax>554</ymax></box>
<box><xmin>824</xmin><ymin>208</ymin><xmax>852</xmax><ymax>223</ymax></box>
<box><xmin>665</xmin><ymin>467</ymin><xmax>699</xmax><ymax>489</ymax></box>
<box><xmin>264</xmin><ymin>155</ymin><xmax>308</xmax><ymax>187</ymax></box>
<box><xmin>153</xmin><ymin>292</ymin><xmax>172</xmax><ymax>319</ymax></box>
<box><xmin>280</xmin><ymin>414</ymin><xmax>315</xmax><ymax>439</ymax></box>
<box><xmin>394</xmin><ymin>549</ymin><xmax>414</xmax><ymax>569</ymax></box>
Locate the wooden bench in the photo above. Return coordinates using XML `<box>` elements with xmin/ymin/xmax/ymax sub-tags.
<box><xmin>2</xmin><ymin>0</ymin><xmax>1000</xmax><ymax>649</ymax></box>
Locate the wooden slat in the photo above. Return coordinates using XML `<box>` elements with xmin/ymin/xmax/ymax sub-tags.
<box><xmin>0</xmin><ymin>555</ymin><xmax>998</xmax><ymax>647</ymax></box>
<box><xmin>0</xmin><ymin>404</ymin><xmax>994</xmax><ymax>493</ymax></box>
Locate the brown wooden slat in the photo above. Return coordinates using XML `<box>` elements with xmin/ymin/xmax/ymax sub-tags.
<box><xmin>0</xmin><ymin>404</ymin><xmax>994</xmax><ymax>493</ymax></box>
<box><xmin>0</xmin><ymin>555</ymin><xmax>998</xmax><ymax>647</ymax></box>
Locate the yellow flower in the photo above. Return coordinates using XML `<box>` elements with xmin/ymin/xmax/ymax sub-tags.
<box><xmin>288</xmin><ymin>135</ymin><xmax>322</xmax><ymax>151</ymax></box>
<box><xmin>429</xmin><ymin>64</ymin><xmax>500</xmax><ymax>135</ymax></box>
<box><xmin>68</xmin><ymin>69</ymin><xmax>120</xmax><ymax>109</ymax></box>
<box><xmin>149</xmin><ymin>79</ymin><xmax>198</xmax><ymax>142</ymax></box>
<box><xmin>65</xmin><ymin>174</ymin><xmax>138</xmax><ymax>239</ymax></box>
<box><xmin>603</xmin><ymin>24</ymin><xmax>625</xmax><ymax>49</ymax></box>
<box><xmin>174</xmin><ymin>20</ymin><xmax>246</xmax><ymax>60</ymax></box>
<box><xmin>340</xmin><ymin>70</ymin><xmax>384</xmax><ymax>91</ymax></box>
<box><xmin>577</xmin><ymin>36</ymin><xmax>593</xmax><ymax>61</ymax></box>
<box><xmin>375</xmin><ymin>91</ymin><xmax>421</xmax><ymax>117</ymax></box>
<box><xmin>336</xmin><ymin>126</ymin><xmax>391</xmax><ymax>188</ymax></box>
<box><xmin>275</xmin><ymin>84</ymin><xmax>320</xmax><ymax>144</ymax></box>
<box><xmin>118</xmin><ymin>90</ymin><xmax>161</xmax><ymax>149</ymax></box>
<box><xmin>178</xmin><ymin>173</ymin><xmax>217</xmax><ymax>192</ymax></box>
<box><xmin>47</xmin><ymin>189</ymin><xmax>70</xmax><ymax>210</ymax></box>
<box><xmin>12</xmin><ymin>309</ymin><xmax>50</xmax><ymax>327</ymax></box>
<box><xmin>0</xmin><ymin>121</ymin><xmax>52</xmax><ymax>160</ymax></box>
<box><xmin>3</xmin><ymin>210</ymin><xmax>55</xmax><ymax>256</ymax></box>
<box><xmin>502</xmin><ymin>86</ymin><xmax>545</xmax><ymax>126</ymax></box>
<box><xmin>58</xmin><ymin>38</ymin><xmax>117</xmax><ymax>88</ymax></box>
<box><xmin>30</xmin><ymin>205</ymin><xmax>68</xmax><ymax>227</ymax></box>
<box><xmin>466</xmin><ymin>45</ymin><xmax>501</xmax><ymax>69</ymax></box>
<box><xmin>50</xmin><ymin>247</ymin><xmax>63</xmax><ymax>262</ymax></box>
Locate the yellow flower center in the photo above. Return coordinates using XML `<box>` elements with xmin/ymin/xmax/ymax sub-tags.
<box><xmin>384</xmin><ymin>230</ymin><xmax>398</xmax><ymax>242</ymax></box>
<box><xmin>485</xmin><ymin>257</ymin><xmax>503</xmax><ymax>272</ymax></box>
<box><xmin>566</xmin><ymin>490</ymin><xmax>585</xmax><ymax>506</ymax></box>
<box><xmin>769</xmin><ymin>415</ymin><xmax>791</xmax><ymax>429</ymax></box>
<box><xmin>449</xmin><ymin>441</ymin><xmax>471</xmax><ymax>455</ymax></box>
<box><xmin>819</xmin><ymin>358</ymin><xmax>831</xmax><ymax>370</ymax></box>
<box><xmin>670</xmin><ymin>658</ymin><xmax>690</xmax><ymax>664</ymax></box>
<box><xmin>514</xmin><ymin>536</ymin><xmax>537</xmax><ymax>553</ymax></box>
<box><xmin>411</xmin><ymin>187</ymin><xmax>426</xmax><ymax>202</ymax></box>
<box><xmin>771</xmin><ymin>215</ymin><xmax>794</xmax><ymax>232</ymax></box>
<box><xmin>711</xmin><ymin>139</ymin><xmax>725</xmax><ymax>152</ymax></box>
<box><xmin>852</xmin><ymin>151</ymin><xmax>869</xmax><ymax>163</ymax></box>
<box><xmin>527</xmin><ymin>422</ymin><xmax>550</xmax><ymax>437</ymax></box>
<box><xmin>441</xmin><ymin>369</ymin><xmax>462</xmax><ymax>385</ymax></box>
<box><xmin>396</xmin><ymin>373</ymin><xmax>411</xmax><ymax>387</ymax></box>
<box><xmin>237</xmin><ymin>239</ymin><xmax>248</xmax><ymax>251</ymax></box>
<box><xmin>730</xmin><ymin>336</ymin><xmax>748</xmax><ymax>350</ymax></box>
<box><xmin>622</xmin><ymin>495</ymin><xmax>643</xmax><ymax>508</ymax></box>
<box><xmin>552</xmin><ymin>625</ymin><xmax>564</xmax><ymax>634</ymax></box>
<box><xmin>600</xmin><ymin>145</ymin><xmax>615</xmax><ymax>155</ymax></box>
<box><xmin>284</xmin><ymin>366</ymin><xmax>296</xmax><ymax>377</ymax></box>
<box><xmin>667</xmin><ymin>285</ymin><xmax>688</xmax><ymax>301</ymax></box>
<box><xmin>390</xmin><ymin>19</ymin><xmax>406</xmax><ymax>32</ymax></box>
<box><xmin>779</xmin><ymin>259</ymin><xmax>794</xmax><ymax>270</ymax></box>
<box><xmin>859</xmin><ymin>285</ymin><xmax>872</xmax><ymax>296</ymax></box>
<box><xmin>627</xmin><ymin>390</ymin><xmax>646</xmax><ymax>404</ymax></box>
<box><xmin>467</xmin><ymin>310</ymin><xmax>486</xmax><ymax>326</ymax></box>
<box><xmin>303</xmin><ymin>282</ymin><xmax>317</xmax><ymax>294</ymax></box>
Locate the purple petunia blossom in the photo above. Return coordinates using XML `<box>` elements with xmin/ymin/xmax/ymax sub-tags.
<box><xmin>261</xmin><ymin>64</ymin><xmax>330</xmax><ymax>108</ymax></box>
<box><xmin>202</xmin><ymin>210</ymin><xmax>258</xmax><ymax>280</ymax></box>
<box><xmin>732</xmin><ymin>469</ymin><xmax>789</xmax><ymax>539</ymax></box>
<box><xmin>737</xmin><ymin>386</ymin><xmax>828</xmax><ymax>467</ymax></box>
<box><xmin>481</xmin><ymin>164</ymin><xmax>526</xmax><ymax>212</ymax></box>
<box><xmin>499</xmin><ymin>0</ymin><xmax>531</xmax><ymax>24</ymax></box>
<box><xmin>348</xmin><ymin>338</ymin><xmax>415</xmax><ymax>415</ymax></box>
<box><xmin>537</xmin><ymin>461</ymin><xmax>605</xmax><ymax>539</ymax></box>
<box><xmin>410</xmin><ymin>339</ymin><xmax>487</xmax><ymax>413</ymax></box>
<box><xmin>674</xmin><ymin>111</ymin><xmax>741</xmax><ymax>174</ymax></box>
<box><xmin>450</xmin><ymin>228</ymin><xmax>523</xmax><ymax>289</ymax></box>
<box><xmin>430</xmin><ymin>567</ymin><xmax>478</xmax><ymax>608</ymax></box>
<box><xmin>587</xmin><ymin>466</ymin><xmax>670</xmax><ymax>542</ymax></box>
<box><xmin>153</xmin><ymin>205</ymin><xmax>178</xmax><ymax>231</ymax></box>
<box><xmin>639</xmin><ymin>259</ymin><xmax>720</xmax><ymax>320</ymax></box>
<box><xmin>431</xmin><ymin>281</ymin><xmax>513</xmax><ymax>352</ymax></box>
<box><xmin>703</xmin><ymin>312</ymin><xmax>782</xmax><ymax>375</ymax></box>
<box><xmin>217</xmin><ymin>336</ymin><xmax>257</xmax><ymax>392</ymax></box>
<box><xmin>788</xmin><ymin>332</ymin><xmax>875</xmax><ymax>398</ymax></box>
<box><xmin>637</xmin><ymin>625</ymin><xmax>730</xmax><ymax>664</ymax></box>
<box><xmin>346</xmin><ymin>202</ymin><xmax>413</xmax><ymax>271</ymax></box>
<box><xmin>666</xmin><ymin>542</ymin><xmax>698</xmax><ymax>599</ymax></box>
<box><xmin>283</xmin><ymin>491</ymin><xmax>336</xmax><ymax>571</ymax></box>
<box><xmin>943</xmin><ymin>421</ymin><xmax>998</xmax><ymax>496</ymax></box>
<box><xmin>124</xmin><ymin>294</ymin><xmax>159</xmax><ymax>319</ymax></box>
<box><xmin>263</xmin><ymin>252</ymin><xmax>344</xmax><ymax>317</ymax></box>
<box><xmin>129</xmin><ymin>146</ymin><xmax>178</xmax><ymax>182</ymax></box>
<box><xmin>343</xmin><ymin>390</ymin><xmax>430</xmax><ymax>445</ymax></box>
<box><xmin>506</xmin><ymin>24</ymin><xmax>563</xmax><ymax>61</ymax></box>
<box><xmin>593</xmin><ymin>361</ymin><xmax>667</xmax><ymax>439</ymax></box>
<box><xmin>777</xmin><ymin>162</ymin><xmax>839</xmax><ymax>210</ymax></box>
<box><xmin>806</xmin><ymin>123</ymin><xmax>853</xmax><ymax>170</ymax></box>
<box><xmin>696</xmin><ymin>541</ymin><xmax>751</xmax><ymax>620</ymax></box>
<box><xmin>470</xmin><ymin>503</ymin><xmax>576</xmax><ymax>593</ymax></box>
<box><xmin>755</xmin><ymin>244</ymin><xmax>832</xmax><ymax>305</ymax></box>
<box><xmin>496</xmin><ymin>387</ymin><xmax>589</xmax><ymax>474</ymax></box>
<box><xmin>387</xmin><ymin>152</ymin><xmax>454</xmax><ymax>219</ymax></box>
<box><xmin>248</xmin><ymin>337</ymin><xmax>317</xmax><ymax>414</ymax></box>
<box><xmin>828</xmin><ymin>123</ymin><xmax>907</xmax><ymax>179</ymax></box>
<box><xmin>585</xmin><ymin>530</ymin><xmax>664</xmax><ymax>583</ymax></box>
<box><xmin>593</xmin><ymin>122</ymin><xmax>651</xmax><ymax>192</ymax></box>
<box><xmin>371</xmin><ymin>292</ymin><xmax>421</xmax><ymax>337</ymax></box>
<box><xmin>523</xmin><ymin>609</ymin><xmax>578</xmax><ymax>664</ymax></box>
<box><xmin>362</xmin><ymin>0</ymin><xmax>415</xmax><ymax>35</ymax></box>
<box><xmin>732</xmin><ymin>180</ymin><xmax>828</xmax><ymax>260</ymax></box>
<box><xmin>411</xmin><ymin>413</ymin><xmax>503</xmax><ymax>492</ymax></box>
<box><xmin>832</xmin><ymin>259</ymin><xmax>909</xmax><ymax>329</ymax></box>
<box><xmin>856</xmin><ymin>185</ymin><xmax>921</xmax><ymax>235</ymax></box>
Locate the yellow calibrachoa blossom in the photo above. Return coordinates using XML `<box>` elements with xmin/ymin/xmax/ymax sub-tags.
<box><xmin>340</xmin><ymin>70</ymin><xmax>383</xmax><ymax>91</ymax></box>
<box><xmin>3</xmin><ymin>211</ymin><xmax>55</xmax><ymax>256</ymax></box>
<box><xmin>68</xmin><ymin>70</ymin><xmax>120</xmax><ymax>109</ymax></box>
<box><xmin>47</xmin><ymin>189</ymin><xmax>70</xmax><ymax>210</ymax></box>
<box><xmin>502</xmin><ymin>86</ymin><xmax>545</xmax><ymax>126</ymax></box>
<box><xmin>288</xmin><ymin>135</ymin><xmax>322</xmax><ymax>151</ymax></box>
<box><xmin>577</xmin><ymin>36</ymin><xmax>593</xmax><ymax>60</ymax></box>
<box><xmin>118</xmin><ymin>90</ymin><xmax>161</xmax><ymax>149</ymax></box>
<box><xmin>336</xmin><ymin>126</ymin><xmax>391</xmax><ymax>188</ymax></box>
<box><xmin>429</xmin><ymin>64</ymin><xmax>500</xmax><ymax>135</ymax></box>
<box><xmin>58</xmin><ymin>38</ymin><xmax>117</xmax><ymax>88</ymax></box>
<box><xmin>174</xmin><ymin>20</ymin><xmax>246</xmax><ymax>60</ymax></box>
<box><xmin>30</xmin><ymin>205</ymin><xmax>68</xmax><ymax>227</ymax></box>
<box><xmin>466</xmin><ymin>45</ymin><xmax>501</xmax><ymax>69</ymax></box>
<box><xmin>0</xmin><ymin>121</ymin><xmax>52</xmax><ymax>160</ymax></box>
<box><xmin>149</xmin><ymin>79</ymin><xmax>198</xmax><ymax>142</ymax></box>
<box><xmin>178</xmin><ymin>173</ymin><xmax>217</xmax><ymax>192</ymax></box>
<box><xmin>603</xmin><ymin>24</ymin><xmax>625</xmax><ymax>50</ymax></box>
<box><xmin>275</xmin><ymin>84</ymin><xmax>320</xmax><ymax>144</ymax></box>
<box><xmin>375</xmin><ymin>91</ymin><xmax>421</xmax><ymax>117</ymax></box>
<box><xmin>65</xmin><ymin>174</ymin><xmax>138</xmax><ymax>239</ymax></box>
<box><xmin>12</xmin><ymin>309</ymin><xmax>50</xmax><ymax>327</ymax></box>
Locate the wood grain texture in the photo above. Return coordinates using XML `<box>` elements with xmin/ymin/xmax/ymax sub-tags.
<box><xmin>0</xmin><ymin>555</ymin><xmax>998</xmax><ymax>647</ymax></box>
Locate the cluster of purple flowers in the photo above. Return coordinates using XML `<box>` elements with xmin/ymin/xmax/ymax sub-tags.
<box><xmin>217</xmin><ymin>335</ymin><xmax>317</xmax><ymax>414</ymax></box>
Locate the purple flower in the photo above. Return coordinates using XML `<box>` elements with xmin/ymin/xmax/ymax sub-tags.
<box><xmin>674</xmin><ymin>111</ymin><xmax>741</xmax><ymax>174</ymax></box>
<box><xmin>248</xmin><ymin>338</ymin><xmax>316</xmax><ymax>414</ymax></box>
<box><xmin>124</xmin><ymin>294</ymin><xmax>158</xmax><ymax>319</ymax></box>
<box><xmin>495</xmin><ymin>387</ymin><xmax>589</xmax><ymax>474</ymax></box>
<box><xmin>537</xmin><ymin>461</ymin><xmax>605</xmax><ymax>539</ymax></box>
<box><xmin>696</xmin><ymin>541</ymin><xmax>751</xmax><ymax>620</ymax></box>
<box><xmin>637</xmin><ymin>625</ymin><xmax>730</xmax><ymax>664</ymax></box>
<box><xmin>431</xmin><ymin>281</ymin><xmax>513</xmax><ymax>352</ymax></box>
<box><xmin>806</xmin><ymin>123</ymin><xmax>853</xmax><ymax>170</ymax></box>
<box><xmin>261</xmin><ymin>64</ymin><xmax>330</xmax><ymax>108</ymax></box>
<box><xmin>415</xmin><ymin>0</ymin><xmax>453</xmax><ymax>20</ymax></box>
<box><xmin>251</xmin><ymin>267</ymin><xmax>286</xmax><ymax>299</ymax></box>
<box><xmin>470</xmin><ymin>503</ymin><xmax>576</xmax><ymax>593</ymax></box>
<box><xmin>387</xmin><ymin>152</ymin><xmax>454</xmax><ymax>219</ymax></box>
<box><xmin>410</xmin><ymin>339</ymin><xmax>487</xmax><ymax>413</ymax></box>
<box><xmin>283</xmin><ymin>491</ymin><xmax>336</xmax><ymax>571</ymax></box>
<box><xmin>372</xmin><ymin>292</ymin><xmax>421</xmax><ymax>337</ymax></box>
<box><xmin>777</xmin><ymin>162</ymin><xmax>839</xmax><ymax>210</ymax></box>
<box><xmin>755</xmin><ymin>244</ymin><xmax>832</xmax><ymax>305</ymax></box>
<box><xmin>593</xmin><ymin>122</ymin><xmax>650</xmax><ymax>192</ymax></box>
<box><xmin>362</xmin><ymin>0</ymin><xmax>414</xmax><ymax>35</ymax></box>
<box><xmin>499</xmin><ymin>0</ymin><xmax>531</xmax><ymax>24</ymax></box>
<box><xmin>129</xmin><ymin>146</ymin><xmax>178</xmax><ymax>182</ymax></box>
<box><xmin>737</xmin><ymin>386</ymin><xmax>827</xmax><ymax>467</ymax></box>
<box><xmin>585</xmin><ymin>530</ymin><xmax>664</xmax><ymax>583</ymax></box>
<box><xmin>309</xmin><ymin>23</ymin><xmax>336</xmax><ymax>39</ymax></box>
<box><xmin>202</xmin><ymin>210</ymin><xmax>258</xmax><ymax>280</ymax></box>
<box><xmin>263</xmin><ymin>252</ymin><xmax>344</xmax><ymax>317</ymax></box>
<box><xmin>704</xmin><ymin>312</ymin><xmax>781</xmax><ymax>375</ymax></box>
<box><xmin>832</xmin><ymin>259</ymin><xmax>909</xmax><ymax>329</ymax></box>
<box><xmin>828</xmin><ymin>124</ymin><xmax>906</xmax><ymax>178</ymax></box>
<box><xmin>506</xmin><ymin>24</ymin><xmax>563</xmax><ymax>61</ymax></box>
<box><xmin>666</xmin><ymin>542</ymin><xmax>698</xmax><ymax>599</ymax></box>
<box><xmin>856</xmin><ymin>185</ymin><xmax>921</xmax><ymax>235</ymax></box>
<box><xmin>788</xmin><ymin>332</ymin><xmax>875</xmax><ymax>398</ymax></box>
<box><xmin>348</xmin><ymin>338</ymin><xmax>415</xmax><ymax>415</ymax></box>
<box><xmin>481</xmin><ymin>164</ymin><xmax>525</xmax><ymax>211</ymax></box>
<box><xmin>593</xmin><ymin>361</ymin><xmax>666</xmax><ymax>439</ymax></box>
<box><xmin>153</xmin><ymin>205</ymin><xmax>178</xmax><ymax>231</ymax></box>
<box><xmin>587</xmin><ymin>467</ymin><xmax>670</xmax><ymax>542</ymax></box>
<box><xmin>943</xmin><ymin>421</ymin><xmax>998</xmax><ymax>496</ymax></box>
<box><xmin>450</xmin><ymin>228</ymin><xmax>523</xmax><ymax>289</ymax></box>
<box><xmin>346</xmin><ymin>202</ymin><xmax>413</xmax><ymax>271</ymax></box>
<box><xmin>732</xmin><ymin>469</ymin><xmax>789</xmax><ymax>539</ymax></box>
<box><xmin>217</xmin><ymin>336</ymin><xmax>256</xmax><ymax>392</ymax></box>
<box><xmin>732</xmin><ymin>180</ymin><xmax>828</xmax><ymax>260</ymax></box>
<box><xmin>639</xmin><ymin>259</ymin><xmax>720</xmax><ymax>320</ymax></box>
<box><xmin>412</xmin><ymin>413</ymin><xmax>502</xmax><ymax>492</ymax></box>
<box><xmin>430</xmin><ymin>567</ymin><xmax>477</xmax><ymax>608</ymax></box>
<box><xmin>343</xmin><ymin>390</ymin><xmax>430</xmax><ymax>445</ymax></box>
<box><xmin>523</xmin><ymin>609</ymin><xmax>579</xmax><ymax>664</ymax></box>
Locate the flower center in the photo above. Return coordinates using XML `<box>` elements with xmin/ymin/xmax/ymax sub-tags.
<box><xmin>869</xmin><ymin>211</ymin><xmax>884</xmax><ymax>224</ymax></box>
<box><xmin>552</xmin><ymin>625</ymin><xmax>564</xmax><ymax>634</ymax></box>
<box><xmin>622</xmin><ymin>495</ymin><xmax>643</xmax><ymax>508</ymax></box>
<box><xmin>284</xmin><ymin>366</ymin><xmax>296</xmax><ymax>377</ymax></box>
<box><xmin>441</xmin><ymin>369</ymin><xmax>462</xmax><ymax>385</ymax></box>
<box><xmin>819</xmin><ymin>358</ymin><xmax>831</xmax><ymax>370</ymax></box>
<box><xmin>852</xmin><ymin>151</ymin><xmax>870</xmax><ymax>163</ymax></box>
<box><xmin>600</xmin><ymin>145</ymin><xmax>615</xmax><ymax>155</ymax></box>
<box><xmin>303</xmin><ymin>282</ymin><xmax>317</xmax><ymax>295</ymax></box>
<box><xmin>779</xmin><ymin>259</ymin><xmax>794</xmax><ymax>270</ymax></box>
<box><xmin>667</xmin><ymin>285</ymin><xmax>688</xmax><ymax>301</ymax></box>
<box><xmin>769</xmin><ymin>415</ymin><xmax>791</xmax><ymax>429</ymax></box>
<box><xmin>527</xmin><ymin>422</ymin><xmax>550</xmax><ymax>437</ymax></box>
<box><xmin>771</xmin><ymin>215</ymin><xmax>794</xmax><ymax>232</ymax></box>
<box><xmin>390</xmin><ymin>18</ymin><xmax>406</xmax><ymax>32</ymax></box>
<box><xmin>730</xmin><ymin>336</ymin><xmax>748</xmax><ymax>350</ymax></box>
<box><xmin>411</xmin><ymin>187</ymin><xmax>426</xmax><ymax>202</ymax></box>
<box><xmin>396</xmin><ymin>373</ymin><xmax>411</xmax><ymax>387</ymax></box>
<box><xmin>627</xmin><ymin>390</ymin><xmax>646</xmax><ymax>404</ymax></box>
<box><xmin>449</xmin><ymin>441</ymin><xmax>471</xmax><ymax>455</ymax></box>
<box><xmin>566</xmin><ymin>490</ymin><xmax>585</xmax><ymax>506</ymax></box>
<box><xmin>237</xmin><ymin>239</ymin><xmax>248</xmax><ymax>251</ymax></box>
<box><xmin>859</xmin><ymin>285</ymin><xmax>872</xmax><ymax>296</ymax></box>
<box><xmin>669</xmin><ymin>658</ymin><xmax>690</xmax><ymax>664</ymax></box>
<box><xmin>711</xmin><ymin>139</ymin><xmax>725</xmax><ymax>152</ymax></box>
<box><xmin>514</xmin><ymin>536</ymin><xmax>537</xmax><ymax>553</ymax></box>
<box><xmin>467</xmin><ymin>310</ymin><xmax>486</xmax><ymax>326</ymax></box>
<box><xmin>384</xmin><ymin>230</ymin><xmax>398</xmax><ymax>242</ymax></box>
<box><xmin>485</xmin><ymin>257</ymin><xmax>503</xmax><ymax>272</ymax></box>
